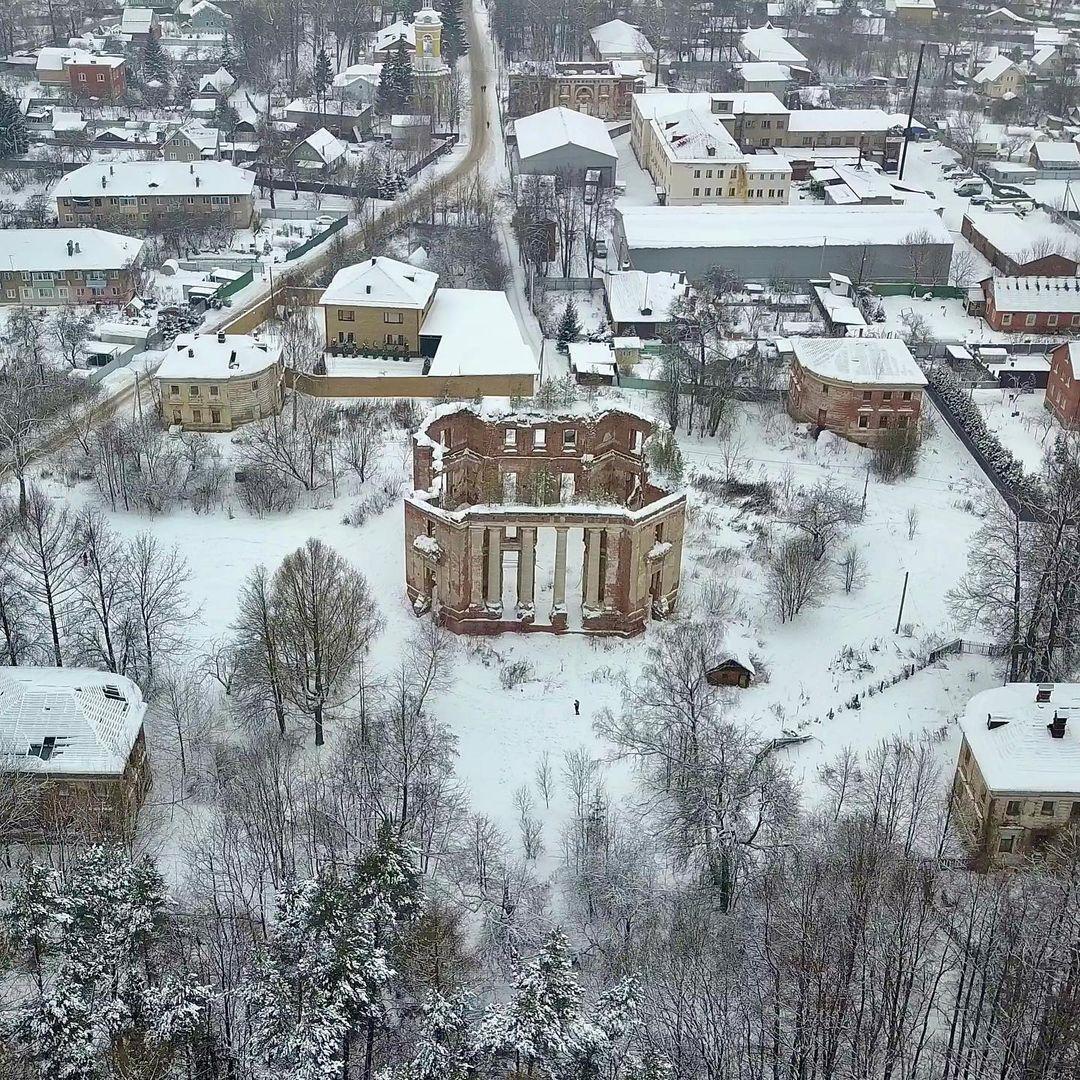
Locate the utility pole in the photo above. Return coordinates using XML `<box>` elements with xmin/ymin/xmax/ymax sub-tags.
<box><xmin>898</xmin><ymin>42</ymin><xmax>927</xmax><ymax>181</ymax></box>
<box><xmin>861</xmin><ymin>463</ymin><xmax>870</xmax><ymax>519</ymax></box>
<box><xmin>894</xmin><ymin>570</ymin><xmax>910</xmax><ymax>634</ymax></box>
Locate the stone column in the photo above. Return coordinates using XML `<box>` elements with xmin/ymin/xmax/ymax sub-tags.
<box><xmin>585</xmin><ymin>528</ymin><xmax>603</xmax><ymax>609</ymax></box>
<box><xmin>552</xmin><ymin>527</ymin><xmax>568</xmax><ymax>611</ymax></box>
<box><xmin>517</xmin><ymin>527</ymin><xmax>536</xmax><ymax>617</ymax></box>
<box><xmin>468</xmin><ymin>525</ymin><xmax>487</xmax><ymax>611</ymax></box>
<box><xmin>485</xmin><ymin>526</ymin><xmax>502</xmax><ymax>608</ymax></box>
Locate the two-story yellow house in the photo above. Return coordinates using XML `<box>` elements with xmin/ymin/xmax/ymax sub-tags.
<box><xmin>953</xmin><ymin>683</ymin><xmax>1080</xmax><ymax>869</ymax></box>
<box><xmin>319</xmin><ymin>256</ymin><xmax>439</xmax><ymax>353</ymax></box>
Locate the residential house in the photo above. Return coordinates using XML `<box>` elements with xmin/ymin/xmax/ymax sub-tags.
<box><xmin>568</xmin><ymin>341</ymin><xmax>617</xmax><ymax>384</ymax></box>
<box><xmin>55</xmin><ymin>161</ymin><xmax>256</xmax><ymax>229</ymax></box>
<box><xmin>739</xmin><ymin>61</ymin><xmax>791</xmax><ymax>96</ymax></box>
<box><xmin>198</xmin><ymin>66</ymin><xmax>236</xmax><ymax>96</ymax></box>
<box><xmin>0</xmin><ymin>667</ymin><xmax>150</xmax><ymax>839</ymax></box>
<box><xmin>887</xmin><ymin>0</ymin><xmax>937</xmax><ymax>23</ymax></box>
<box><xmin>156</xmin><ymin>332</ymin><xmax>283</xmax><ymax>430</ymax></box>
<box><xmin>0</xmin><ymin>228</ymin><xmax>143</xmax><ymax>306</ymax></box>
<box><xmin>973</xmin><ymin>55</ymin><xmax>1026</xmax><ymax>98</ymax></box>
<box><xmin>604</xmin><ymin>269</ymin><xmax>693</xmax><ymax>337</ymax></box>
<box><xmin>1046</xmin><ymin>342</ymin><xmax>1080</xmax><ymax>426</ymax></box>
<box><xmin>589</xmin><ymin>19</ymin><xmax>655</xmax><ymax>70</ymax></box>
<box><xmin>1030</xmin><ymin>140</ymin><xmax>1080</xmax><ymax>175</ymax></box>
<box><xmin>980</xmin><ymin>276</ymin><xmax>1080</xmax><ymax>332</ymax></box>
<box><xmin>962</xmin><ymin>206</ymin><xmax>1079</xmax><ymax>276</ymax></box>
<box><xmin>66</xmin><ymin>55</ymin><xmax>127</xmax><ymax>100</ymax></box>
<box><xmin>162</xmin><ymin>122</ymin><xmax>219</xmax><ymax>161</ymax></box>
<box><xmin>784</xmin><ymin>336</ymin><xmax>927</xmax><ymax>445</ymax></box>
<box><xmin>288</xmin><ymin>127</ymin><xmax>348</xmax><ymax>172</ymax></box>
<box><xmin>507</xmin><ymin>59</ymin><xmax>646</xmax><ymax>121</ymax></box>
<box><xmin>333</xmin><ymin>63</ymin><xmax>381</xmax><ymax>105</ymax></box>
<box><xmin>316</xmin><ymin>255</ymin><xmax>536</xmax><ymax>396</ymax></box>
<box><xmin>513</xmin><ymin>106</ymin><xmax>618</xmax><ymax>184</ymax></box>
<box><xmin>738</xmin><ymin>26</ymin><xmax>809</xmax><ymax>68</ymax></box>
<box><xmin>187</xmin><ymin>0</ymin><xmax>232</xmax><ymax>33</ymax></box>
<box><xmin>36</xmin><ymin>47</ymin><xmax>84</xmax><ymax>86</ymax></box>
<box><xmin>119</xmin><ymin>7</ymin><xmax>160</xmax><ymax>41</ymax></box>
<box><xmin>952</xmin><ymin>683</ymin><xmax>1080</xmax><ymax>868</ymax></box>
<box><xmin>284</xmin><ymin>98</ymin><xmax>373</xmax><ymax>140</ymax></box>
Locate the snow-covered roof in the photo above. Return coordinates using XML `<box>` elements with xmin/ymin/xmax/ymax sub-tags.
<box><xmin>992</xmin><ymin>277</ymin><xmax>1080</xmax><ymax>313</ymax></box>
<box><xmin>120</xmin><ymin>7</ymin><xmax>155</xmax><ymax>32</ymax></box>
<box><xmin>589</xmin><ymin>19</ymin><xmax>654</xmax><ymax>58</ymax></box>
<box><xmin>961</xmin><ymin>683</ymin><xmax>1080</xmax><ymax>797</ymax></box>
<box><xmin>171</xmin><ymin>122</ymin><xmax>218</xmax><ymax>150</ymax></box>
<box><xmin>321</xmin><ymin>255</ymin><xmax>439</xmax><ymax>309</ymax></box>
<box><xmin>1033</xmin><ymin>141</ymin><xmax>1080</xmax><ymax>165</ymax></box>
<box><xmin>157</xmin><ymin>333</ymin><xmax>282</xmax><ymax>380</ymax></box>
<box><xmin>964</xmin><ymin>206</ymin><xmax>1077</xmax><ymax>263</ymax></box>
<box><xmin>66</xmin><ymin>53</ymin><xmax>125</xmax><ymax>69</ymax></box>
<box><xmin>633</xmin><ymin>92</ymin><xmax>786</xmax><ymax>126</ymax></box>
<box><xmin>1057</xmin><ymin>342</ymin><xmax>1080</xmax><ymax>379</ymax></box>
<box><xmin>987</xmin><ymin>6</ymin><xmax>1029</xmax><ymax>22</ymax></box>
<box><xmin>1034</xmin><ymin>26</ymin><xmax>1069</xmax><ymax>48</ymax></box>
<box><xmin>814</xmin><ymin>285</ymin><xmax>867</xmax><ymax>327</ymax></box>
<box><xmin>740</xmin><ymin>26</ymin><xmax>808</xmax><ymax>65</ymax></box>
<box><xmin>199</xmin><ymin>65</ymin><xmax>235</xmax><ymax>93</ymax></box>
<box><xmin>568</xmin><ymin>341</ymin><xmax>616</xmax><ymax>374</ymax></box>
<box><xmin>787</xmin><ymin>108</ymin><xmax>894</xmax><ymax>134</ymax></box>
<box><xmin>36</xmin><ymin>46</ymin><xmax>86</xmax><ymax>73</ymax></box>
<box><xmin>739</xmin><ymin>61</ymin><xmax>791</xmax><ymax>83</ymax></box>
<box><xmin>1032</xmin><ymin>45</ymin><xmax>1058</xmax><ymax>68</ymax></box>
<box><xmin>655</xmin><ymin>109</ymin><xmax>744</xmax><ymax>163</ymax></box>
<box><xmin>296</xmin><ymin>127</ymin><xmax>347</xmax><ymax>164</ymax></box>
<box><xmin>788</xmin><ymin>337</ymin><xmax>926</xmax><ymax>386</ymax></box>
<box><xmin>618</xmin><ymin>204</ymin><xmax>952</xmax><ymax>250</ymax></box>
<box><xmin>515</xmin><ymin>106</ymin><xmax>618</xmax><ymax>162</ymax></box>
<box><xmin>710</xmin><ymin>91</ymin><xmax>789</xmax><ymax>115</ymax></box>
<box><xmin>0</xmin><ymin>228</ymin><xmax>143</xmax><ymax>271</ymax></box>
<box><xmin>605</xmin><ymin>269</ymin><xmax>690</xmax><ymax>324</ymax></box>
<box><xmin>334</xmin><ymin>62</ymin><xmax>381</xmax><ymax>89</ymax></box>
<box><xmin>611</xmin><ymin>59</ymin><xmax>647</xmax><ymax>77</ymax></box>
<box><xmin>421</xmin><ymin>289</ymin><xmax>537</xmax><ymax>377</ymax></box>
<box><xmin>189</xmin><ymin>0</ymin><xmax>230</xmax><ymax>20</ymax></box>
<box><xmin>375</xmin><ymin>20</ymin><xmax>415</xmax><ymax>51</ymax></box>
<box><xmin>973</xmin><ymin>56</ymin><xmax>1019</xmax><ymax>84</ymax></box>
<box><xmin>55</xmin><ymin>160</ymin><xmax>255</xmax><ymax>199</ymax></box>
<box><xmin>0</xmin><ymin>667</ymin><xmax>146</xmax><ymax>778</ymax></box>
<box><xmin>52</xmin><ymin>108</ymin><xmax>86</xmax><ymax>133</ymax></box>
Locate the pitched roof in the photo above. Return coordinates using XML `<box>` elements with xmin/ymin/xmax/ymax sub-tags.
<box><xmin>0</xmin><ymin>228</ymin><xmax>143</xmax><ymax>271</ymax></box>
<box><xmin>589</xmin><ymin>19</ymin><xmax>654</xmax><ymax>57</ymax></box>
<box><xmin>54</xmin><ymin>160</ymin><xmax>255</xmax><ymax>198</ymax></box>
<box><xmin>974</xmin><ymin>55</ymin><xmax>1019</xmax><ymax>83</ymax></box>
<box><xmin>994</xmin><ymin>276</ymin><xmax>1080</xmax><ymax>312</ymax></box>
<box><xmin>605</xmin><ymin>269</ymin><xmax>690</xmax><ymax>324</ymax></box>
<box><xmin>120</xmin><ymin>7</ymin><xmax>155</xmax><ymax>32</ymax></box>
<box><xmin>297</xmin><ymin>127</ymin><xmax>347</xmax><ymax>163</ymax></box>
<box><xmin>514</xmin><ymin>106</ymin><xmax>617</xmax><ymax>162</ymax></box>
<box><xmin>157</xmin><ymin>333</ymin><xmax>282</xmax><ymax>379</ymax></box>
<box><xmin>0</xmin><ymin>667</ymin><xmax>146</xmax><ymax>777</ymax></box>
<box><xmin>320</xmin><ymin>255</ymin><xmax>439</xmax><ymax>308</ymax></box>
<box><xmin>1033</xmin><ymin>140</ymin><xmax>1080</xmax><ymax>165</ymax></box>
<box><xmin>740</xmin><ymin>26</ymin><xmax>808</xmax><ymax>65</ymax></box>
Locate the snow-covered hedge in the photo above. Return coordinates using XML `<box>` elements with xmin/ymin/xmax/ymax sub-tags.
<box><xmin>926</xmin><ymin>365</ymin><xmax>1041</xmax><ymax>503</ymax></box>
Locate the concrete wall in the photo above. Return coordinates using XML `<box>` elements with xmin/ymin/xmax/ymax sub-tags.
<box><xmin>289</xmin><ymin>370</ymin><xmax>536</xmax><ymax>399</ymax></box>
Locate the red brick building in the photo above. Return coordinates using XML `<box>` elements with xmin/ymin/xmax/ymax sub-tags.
<box><xmin>1046</xmin><ymin>343</ymin><xmax>1080</xmax><ymax>427</ymax></box>
<box><xmin>961</xmin><ymin>208</ymin><xmax>1080</xmax><ymax>277</ymax></box>
<box><xmin>785</xmin><ymin>337</ymin><xmax>927</xmax><ymax>446</ymax></box>
<box><xmin>405</xmin><ymin>404</ymin><xmax>686</xmax><ymax>635</ymax></box>
<box><xmin>66</xmin><ymin>55</ymin><xmax>127</xmax><ymax>101</ymax></box>
<box><xmin>979</xmin><ymin>276</ymin><xmax>1080</xmax><ymax>332</ymax></box>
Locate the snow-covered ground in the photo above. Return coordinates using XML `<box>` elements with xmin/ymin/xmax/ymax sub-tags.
<box><xmin>16</xmin><ymin>383</ymin><xmax>1002</xmax><ymax>881</ymax></box>
<box><xmin>970</xmin><ymin>386</ymin><xmax>1055</xmax><ymax>473</ymax></box>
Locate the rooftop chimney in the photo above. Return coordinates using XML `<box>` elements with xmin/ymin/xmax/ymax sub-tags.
<box><xmin>74</xmin><ymin>241</ymin><xmax>80</xmax><ymax>253</ymax></box>
<box><xmin>365</xmin><ymin>284</ymin><xmax>371</xmax><ymax>294</ymax></box>
<box><xmin>101</xmin><ymin>174</ymin><xmax>107</xmax><ymax>189</ymax></box>
<box><xmin>1037</xmin><ymin>684</ymin><xmax>1053</xmax><ymax>703</ymax></box>
<box><xmin>195</xmin><ymin>175</ymin><xmax>201</xmax><ymax>187</ymax></box>
<box><xmin>987</xmin><ymin>715</ymin><xmax>1009</xmax><ymax>730</ymax></box>
<box><xmin>1048</xmin><ymin>712</ymin><xmax>1068</xmax><ymax>739</ymax></box>
<box><xmin>217</xmin><ymin>332</ymin><xmax>225</xmax><ymax>343</ymax></box>
<box><xmin>67</xmin><ymin>239</ymin><xmax>74</xmax><ymax>256</ymax></box>
<box><xmin>371</xmin><ymin>256</ymin><xmax>376</xmax><ymax>265</ymax></box>
<box><xmin>228</xmin><ymin>350</ymin><xmax>238</xmax><ymax>368</ymax></box>
<box><xmin>187</xmin><ymin>348</ymin><xmax>194</xmax><ymax>357</ymax></box>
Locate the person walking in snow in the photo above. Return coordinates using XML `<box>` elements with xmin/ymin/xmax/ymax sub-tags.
<box><xmin>573</xmin><ymin>699</ymin><xmax>580</xmax><ymax>716</ymax></box>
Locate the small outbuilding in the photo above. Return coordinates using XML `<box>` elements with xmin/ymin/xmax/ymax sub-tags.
<box><xmin>513</xmin><ymin>106</ymin><xmax>618</xmax><ymax>184</ymax></box>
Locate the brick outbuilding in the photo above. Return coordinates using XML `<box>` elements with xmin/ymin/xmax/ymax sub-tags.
<box><xmin>1046</xmin><ymin>342</ymin><xmax>1080</xmax><ymax>427</ymax></box>
<box><xmin>980</xmin><ymin>276</ymin><xmax>1080</xmax><ymax>333</ymax></box>
<box><xmin>785</xmin><ymin>337</ymin><xmax>926</xmax><ymax>446</ymax></box>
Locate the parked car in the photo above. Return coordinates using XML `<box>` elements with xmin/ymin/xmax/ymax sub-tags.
<box><xmin>954</xmin><ymin>178</ymin><xmax>985</xmax><ymax>197</ymax></box>
<box><xmin>593</xmin><ymin>238</ymin><xmax>608</xmax><ymax>258</ymax></box>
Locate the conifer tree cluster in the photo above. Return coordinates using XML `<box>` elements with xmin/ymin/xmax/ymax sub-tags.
<box><xmin>0</xmin><ymin>88</ymin><xmax>29</xmax><ymax>158</ymax></box>
<box><xmin>376</xmin><ymin>40</ymin><xmax>415</xmax><ymax>115</ymax></box>
<box><xmin>440</xmin><ymin>0</ymin><xmax>469</xmax><ymax>62</ymax></box>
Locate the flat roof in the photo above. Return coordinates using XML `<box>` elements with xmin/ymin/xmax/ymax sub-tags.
<box><xmin>961</xmin><ymin>683</ymin><xmax>1080</xmax><ymax>796</ymax></box>
<box><xmin>420</xmin><ymin>289</ymin><xmax>537</xmax><ymax>377</ymax></box>
<box><xmin>787</xmin><ymin>108</ymin><xmax>894</xmax><ymax>133</ymax></box>
<box><xmin>618</xmin><ymin>204</ymin><xmax>952</xmax><ymax>250</ymax></box>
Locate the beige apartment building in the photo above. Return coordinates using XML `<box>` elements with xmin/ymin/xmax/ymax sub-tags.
<box><xmin>320</xmin><ymin>256</ymin><xmax>440</xmax><ymax>352</ymax></box>
<box><xmin>953</xmin><ymin>683</ymin><xmax>1080</xmax><ymax>869</ymax></box>
<box><xmin>55</xmin><ymin>161</ymin><xmax>256</xmax><ymax>230</ymax></box>
<box><xmin>156</xmin><ymin>332</ymin><xmax>283</xmax><ymax>430</ymax></box>
<box><xmin>641</xmin><ymin>108</ymin><xmax>791</xmax><ymax>206</ymax></box>
<box><xmin>0</xmin><ymin>228</ymin><xmax>143</xmax><ymax>306</ymax></box>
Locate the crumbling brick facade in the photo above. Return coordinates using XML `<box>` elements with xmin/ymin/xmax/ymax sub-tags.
<box><xmin>405</xmin><ymin>406</ymin><xmax>686</xmax><ymax>636</ymax></box>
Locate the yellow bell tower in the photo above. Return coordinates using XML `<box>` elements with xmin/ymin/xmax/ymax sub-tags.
<box><xmin>413</xmin><ymin>6</ymin><xmax>442</xmax><ymax>59</ymax></box>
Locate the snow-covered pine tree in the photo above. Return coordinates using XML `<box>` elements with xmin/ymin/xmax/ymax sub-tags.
<box><xmin>376</xmin><ymin>41</ymin><xmax>414</xmax><ymax>116</ymax></box>
<box><xmin>246</xmin><ymin>872</ymin><xmax>392</xmax><ymax>1080</ymax></box>
<box><xmin>0</xmin><ymin>87</ymin><xmax>29</xmax><ymax>157</ymax></box>
<box><xmin>3</xmin><ymin>846</ymin><xmax>210</xmax><ymax>1078</ymax></box>
<box><xmin>352</xmin><ymin>823</ymin><xmax>423</xmax><ymax>931</ymax></box>
<box><xmin>440</xmin><ymin>0</ymin><xmax>468</xmax><ymax>62</ymax></box>
<box><xmin>314</xmin><ymin>47</ymin><xmax>333</xmax><ymax>114</ymax></box>
<box><xmin>220</xmin><ymin>32</ymin><xmax>237</xmax><ymax>72</ymax></box>
<box><xmin>141</xmin><ymin>34</ymin><xmax>171</xmax><ymax>86</ymax></box>
<box><xmin>557</xmin><ymin>299</ymin><xmax>581</xmax><ymax>349</ymax></box>
<box><xmin>394</xmin><ymin>991</ymin><xmax>474</xmax><ymax>1080</ymax></box>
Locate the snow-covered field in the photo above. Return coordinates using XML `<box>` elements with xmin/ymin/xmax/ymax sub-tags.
<box><xmin>970</xmin><ymin>386</ymin><xmax>1055</xmax><ymax>473</ymax></box>
<box><xmin>18</xmin><ymin>384</ymin><xmax>1002</xmax><ymax>883</ymax></box>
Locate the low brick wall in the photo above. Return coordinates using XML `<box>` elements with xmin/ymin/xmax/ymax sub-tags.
<box><xmin>288</xmin><ymin>369</ymin><xmax>535</xmax><ymax>399</ymax></box>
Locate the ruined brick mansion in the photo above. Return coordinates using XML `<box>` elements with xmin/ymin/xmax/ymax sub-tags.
<box><xmin>404</xmin><ymin>403</ymin><xmax>686</xmax><ymax>635</ymax></box>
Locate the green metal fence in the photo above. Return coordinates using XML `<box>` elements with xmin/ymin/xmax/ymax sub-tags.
<box><xmin>871</xmin><ymin>283</ymin><xmax>966</xmax><ymax>299</ymax></box>
<box><xmin>284</xmin><ymin>214</ymin><xmax>349</xmax><ymax>263</ymax></box>
<box><xmin>217</xmin><ymin>268</ymin><xmax>254</xmax><ymax>299</ymax></box>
